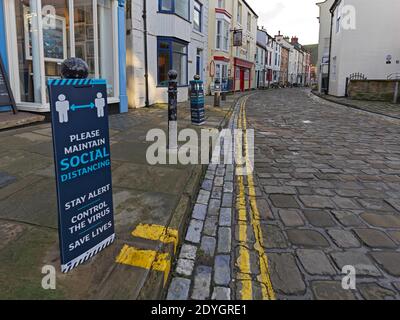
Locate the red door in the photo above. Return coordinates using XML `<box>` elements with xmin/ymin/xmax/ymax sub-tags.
<box><xmin>240</xmin><ymin>69</ymin><xmax>245</xmax><ymax>92</ymax></box>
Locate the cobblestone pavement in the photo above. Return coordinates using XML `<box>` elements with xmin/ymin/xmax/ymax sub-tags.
<box><xmin>168</xmin><ymin>88</ymin><xmax>400</xmax><ymax>300</ymax></box>
<box><xmin>315</xmin><ymin>93</ymin><xmax>400</xmax><ymax>120</ymax></box>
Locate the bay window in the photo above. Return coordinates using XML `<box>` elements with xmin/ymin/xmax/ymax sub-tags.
<box><xmin>216</xmin><ymin>19</ymin><xmax>229</xmax><ymax>51</ymax></box>
<box><xmin>157</xmin><ymin>37</ymin><xmax>188</xmax><ymax>87</ymax></box>
<box><xmin>159</xmin><ymin>0</ymin><xmax>190</xmax><ymax>21</ymax></box>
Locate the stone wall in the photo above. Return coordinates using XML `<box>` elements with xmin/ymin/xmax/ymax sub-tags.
<box><xmin>348</xmin><ymin>80</ymin><xmax>399</xmax><ymax>103</ymax></box>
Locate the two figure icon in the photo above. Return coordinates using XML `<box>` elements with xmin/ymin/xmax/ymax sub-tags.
<box><xmin>55</xmin><ymin>92</ymin><xmax>106</xmax><ymax>124</ymax></box>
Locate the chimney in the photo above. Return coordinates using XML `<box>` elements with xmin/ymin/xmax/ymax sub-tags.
<box><xmin>291</xmin><ymin>36</ymin><xmax>298</xmax><ymax>45</ymax></box>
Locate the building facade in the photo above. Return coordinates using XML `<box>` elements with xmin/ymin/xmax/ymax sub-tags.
<box><xmin>256</xmin><ymin>27</ymin><xmax>267</xmax><ymax>88</ymax></box>
<box><xmin>0</xmin><ymin>0</ymin><xmax>127</xmax><ymax>112</ymax></box>
<box><xmin>127</xmin><ymin>0</ymin><xmax>209</xmax><ymax>107</ymax></box>
<box><xmin>327</xmin><ymin>0</ymin><xmax>400</xmax><ymax>97</ymax></box>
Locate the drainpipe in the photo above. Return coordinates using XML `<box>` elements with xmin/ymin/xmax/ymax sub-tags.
<box><xmin>326</xmin><ymin>8</ymin><xmax>334</xmax><ymax>95</ymax></box>
<box><xmin>143</xmin><ymin>0</ymin><xmax>150</xmax><ymax>107</ymax></box>
<box><xmin>118</xmin><ymin>0</ymin><xmax>128</xmax><ymax>113</ymax></box>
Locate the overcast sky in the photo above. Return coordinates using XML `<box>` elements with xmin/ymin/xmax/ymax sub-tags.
<box><xmin>246</xmin><ymin>0</ymin><xmax>320</xmax><ymax>45</ymax></box>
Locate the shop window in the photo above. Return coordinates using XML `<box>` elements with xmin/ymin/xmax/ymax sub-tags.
<box><xmin>157</xmin><ymin>37</ymin><xmax>188</xmax><ymax>86</ymax></box>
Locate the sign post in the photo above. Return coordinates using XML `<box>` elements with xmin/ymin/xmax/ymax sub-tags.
<box><xmin>48</xmin><ymin>58</ymin><xmax>115</xmax><ymax>273</ymax></box>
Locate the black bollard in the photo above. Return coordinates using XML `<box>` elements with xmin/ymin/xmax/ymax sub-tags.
<box><xmin>60</xmin><ymin>57</ymin><xmax>89</xmax><ymax>79</ymax></box>
<box><xmin>168</xmin><ymin>70</ymin><xmax>178</xmax><ymax>150</ymax></box>
<box><xmin>214</xmin><ymin>78</ymin><xmax>221</xmax><ymax>107</ymax></box>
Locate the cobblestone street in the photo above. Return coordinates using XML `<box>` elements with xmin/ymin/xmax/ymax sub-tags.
<box><xmin>168</xmin><ymin>88</ymin><xmax>400</xmax><ymax>300</ymax></box>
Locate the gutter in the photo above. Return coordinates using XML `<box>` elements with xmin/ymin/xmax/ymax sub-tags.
<box><xmin>143</xmin><ymin>0</ymin><xmax>150</xmax><ymax>107</ymax></box>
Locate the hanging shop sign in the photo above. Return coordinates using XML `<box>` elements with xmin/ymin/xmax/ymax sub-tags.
<box><xmin>48</xmin><ymin>78</ymin><xmax>115</xmax><ymax>273</ymax></box>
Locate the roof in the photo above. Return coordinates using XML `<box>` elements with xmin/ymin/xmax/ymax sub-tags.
<box><xmin>242</xmin><ymin>0</ymin><xmax>259</xmax><ymax>18</ymax></box>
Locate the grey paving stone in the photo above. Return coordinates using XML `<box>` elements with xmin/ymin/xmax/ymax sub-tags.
<box><xmin>297</xmin><ymin>249</ymin><xmax>336</xmax><ymax>275</ymax></box>
<box><xmin>219</xmin><ymin>208</ymin><xmax>232</xmax><ymax>227</ymax></box>
<box><xmin>200</xmin><ymin>236</ymin><xmax>216</xmax><ymax>257</ymax></box>
<box><xmin>331</xmin><ymin>251</ymin><xmax>381</xmax><ymax>276</ymax></box>
<box><xmin>332</xmin><ymin>196</ymin><xmax>361</xmax><ymax>209</ymax></box>
<box><xmin>185</xmin><ymin>219</ymin><xmax>204</xmax><ymax>244</ymax></box>
<box><xmin>370</xmin><ymin>251</ymin><xmax>400</xmax><ymax>276</ymax></box>
<box><xmin>203</xmin><ymin>216</ymin><xmax>218</xmax><ymax>237</ymax></box>
<box><xmin>179</xmin><ymin>244</ymin><xmax>197</xmax><ymax>260</ymax></box>
<box><xmin>214</xmin><ymin>176</ymin><xmax>224</xmax><ymax>187</ymax></box>
<box><xmin>354</xmin><ymin>229</ymin><xmax>397</xmax><ymax>248</ymax></box>
<box><xmin>327</xmin><ymin>229</ymin><xmax>361</xmax><ymax>248</ymax></box>
<box><xmin>268</xmin><ymin>253</ymin><xmax>306</xmax><ymax>295</ymax></box>
<box><xmin>192</xmin><ymin>266</ymin><xmax>212</xmax><ymax>300</ymax></box>
<box><xmin>192</xmin><ymin>204</ymin><xmax>207</xmax><ymax>221</ymax></box>
<box><xmin>212</xmin><ymin>287</ymin><xmax>231</xmax><ymax>300</ymax></box>
<box><xmin>303</xmin><ymin>210</ymin><xmax>337</xmax><ymax>227</ymax></box>
<box><xmin>264</xmin><ymin>186</ymin><xmax>296</xmax><ymax>195</ymax></box>
<box><xmin>176</xmin><ymin>258</ymin><xmax>195</xmax><ymax>276</ymax></box>
<box><xmin>211</xmin><ymin>187</ymin><xmax>223</xmax><ymax>199</ymax></box>
<box><xmin>214</xmin><ymin>255</ymin><xmax>231</xmax><ymax>286</ymax></box>
<box><xmin>386</xmin><ymin>198</ymin><xmax>400</xmax><ymax>212</ymax></box>
<box><xmin>256</xmin><ymin>198</ymin><xmax>274</xmax><ymax>220</ymax></box>
<box><xmin>261</xmin><ymin>224</ymin><xmax>288</xmax><ymax>249</ymax></box>
<box><xmin>201</xmin><ymin>179</ymin><xmax>213</xmax><ymax>192</ymax></box>
<box><xmin>388</xmin><ymin>231</ymin><xmax>400</xmax><ymax>244</ymax></box>
<box><xmin>269</xmin><ymin>194</ymin><xmax>300</xmax><ymax>208</ymax></box>
<box><xmin>167</xmin><ymin>277</ymin><xmax>191</xmax><ymax>300</ymax></box>
<box><xmin>222</xmin><ymin>193</ymin><xmax>233</xmax><ymax>207</ymax></box>
<box><xmin>217</xmin><ymin>227</ymin><xmax>232</xmax><ymax>253</ymax></box>
<box><xmin>208</xmin><ymin>199</ymin><xmax>221</xmax><ymax>216</ymax></box>
<box><xmin>287</xmin><ymin>229</ymin><xmax>330</xmax><ymax>247</ymax></box>
<box><xmin>223</xmin><ymin>182</ymin><xmax>234</xmax><ymax>193</ymax></box>
<box><xmin>216</xmin><ymin>167</ymin><xmax>225</xmax><ymax>176</ymax></box>
<box><xmin>332</xmin><ymin>210</ymin><xmax>364</xmax><ymax>227</ymax></box>
<box><xmin>360</xmin><ymin>213</ymin><xmax>400</xmax><ymax>228</ymax></box>
<box><xmin>279</xmin><ymin>209</ymin><xmax>304</xmax><ymax>227</ymax></box>
<box><xmin>359</xmin><ymin>283</ymin><xmax>398</xmax><ymax>300</ymax></box>
<box><xmin>299</xmin><ymin>195</ymin><xmax>335</xmax><ymax>209</ymax></box>
<box><xmin>197</xmin><ymin>190</ymin><xmax>211</xmax><ymax>205</ymax></box>
<box><xmin>311</xmin><ymin>281</ymin><xmax>357</xmax><ymax>300</ymax></box>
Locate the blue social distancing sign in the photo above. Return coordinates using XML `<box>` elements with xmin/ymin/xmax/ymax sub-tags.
<box><xmin>48</xmin><ymin>78</ymin><xmax>115</xmax><ymax>273</ymax></box>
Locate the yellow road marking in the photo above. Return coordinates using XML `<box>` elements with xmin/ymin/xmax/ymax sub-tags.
<box><xmin>132</xmin><ymin>223</ymin><xmax>179</xmax><ymax>254</ymax></box>
<box><xmin>115</xmin><ymin>245</ymin><xmax>171</xmax><ymax>286</ymax></box>
<box><xmin>241</xmin><ymin>98</ymin><xmax>276</xmax><ymax>300</ymax></box>
<box><xmin>235</xmin><ymin>99</ymin><xmax>253</xmax><ymax>300</ymax></box>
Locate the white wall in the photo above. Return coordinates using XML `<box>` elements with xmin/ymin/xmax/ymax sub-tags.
<box><xmin>329</xmin><ymin>0</ymin><xmax>400</xmax><ymax>96</ymax></box>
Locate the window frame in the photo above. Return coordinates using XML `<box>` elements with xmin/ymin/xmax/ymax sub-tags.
<box><xmin>193</xmin><ymin>0</ymin><xmax>202</xmax><ymax>33</ymax></box>
<box><xmin>158</xmin><ymin>0</ymin><xmax>191</xmax><ymax>22</ymax></box>
<box><xmin>215</xmin><ymin>19</ymin><xmax>229</xmax><ymax>52</ymax></box>
<box><xmin>157</xmin><ymin>37</ymin><xmax>189</xmax><ymax>87</ymax></box>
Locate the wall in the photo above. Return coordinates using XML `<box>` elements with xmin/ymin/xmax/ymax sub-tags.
<box><xmin>348</xmin><ymin>80</ymin><xmax>400</xmax><ymax>103</ymax></box>
<box><xmin>329</xmin><ymin>0</ymin><xmax>400</xmax><ymax>97</ymax></box>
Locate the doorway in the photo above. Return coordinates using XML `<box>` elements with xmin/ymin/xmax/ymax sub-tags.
<box><xmin>240</xmin><ymin>69</ymin><xmax>245</xmax><ymax>92</ymax></box>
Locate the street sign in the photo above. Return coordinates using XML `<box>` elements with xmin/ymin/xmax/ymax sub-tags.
<box><xmin>0</xmin><ymin>56</ymin><xmax>17</xmax><ymax>113</ymax></box>
<box><xmin>48</xmin><ymin>78</ymin><xmax>115</xmax><ymax>273</ymax></box>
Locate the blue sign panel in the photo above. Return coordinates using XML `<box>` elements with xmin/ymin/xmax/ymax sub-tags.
<box><xmin>48</xmin><ymin>78</ymin><xmax>115</xmax><ymax>273</ymax></box>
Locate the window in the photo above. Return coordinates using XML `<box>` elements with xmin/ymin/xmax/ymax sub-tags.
<box><xmin>159</xmin><ymin>0</ymin><xmax>190</xmax><ymax>21</ymax></box>
<box><xmin>193</xmin><ymin>1</ymin><xmax>202</xmax><ymax>32</ymax></box>
<box><xmin>237</xmin><ymin>2</ymin><xmax>242</xmax><ymax>24</ymax></box>
<box><xmin>247</xmin><ymin>13</ymin><xmax>251</xmax><ymax>31</ymax></box>
<box><xmin>215</xmin><ymin>63</ymin><xmax>228</xmax><ymax>90</ymax></box>
<box><xmin>157</xmin><ymin>38</ymin><xmax>188</xmax><ymax>86</ymax></box>
<box><xmin>196</xmin><ymin>48</ymin><xmax>202</xmax><ymax>77</ymax></box>
<box><xmin>217</xmin><ymin>0</ymin><xmax>225</xmax><ymax>8</ymax></box>
<box><xmin>216</xmin><ymin>20</ymin><xmax>229</xmax><ymax>51</ymax></box>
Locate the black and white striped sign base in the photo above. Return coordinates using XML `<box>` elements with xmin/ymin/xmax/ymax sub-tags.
<box><xmin>61</xmin><ymin>233</ymin><xmax>116</xmax><ymax>273</ymax></box>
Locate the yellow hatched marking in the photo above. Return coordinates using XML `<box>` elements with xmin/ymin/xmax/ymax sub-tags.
<box><xmin>115</xmin><ymin>245</ymin><xmax>171</xmax><ymax>287</ymax></box>
<box><xmin>132</xmin><ymin>223</ymin><xmax>179</xmax><ymax>254</ymax></box>
<box><xmin>241</xmin><ymin>99</ymin><xmax>276</xmax><ymax>300</ymax></box>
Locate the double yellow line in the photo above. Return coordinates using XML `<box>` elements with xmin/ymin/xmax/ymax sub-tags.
<box><xmin>236</xmin><ymin>97</ymin><xmax>276</xmax><ymax>300</ymax></box>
